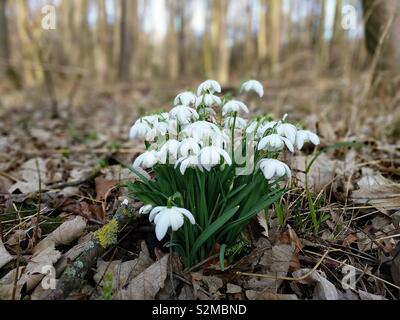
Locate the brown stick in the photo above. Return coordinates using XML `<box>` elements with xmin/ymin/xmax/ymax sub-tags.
<box><xmin>44</xmin><ymin>200</ymin><xmax>140</xmax><ymax>300</ymax></box>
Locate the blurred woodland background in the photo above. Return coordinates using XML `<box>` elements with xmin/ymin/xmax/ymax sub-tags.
<box><xmin>0</xmin><ymin>0</ymin><xmax>399</xmax><ymax>88</ymax></box>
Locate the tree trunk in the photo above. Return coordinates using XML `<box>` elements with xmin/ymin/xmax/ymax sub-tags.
<box><xmin>118</xmin><ymin>0</ymin><xmax>132</xmax><ymax>81</ymax></box>
<box><xmin>216</xmin><ymin>0</ymin><xmax>230</xmax><ymax>84</ymax></box>
<box><xmin>257</xmin><ymin>0</ymin><xmax>268</xmax><ymax>67</ymax></box>
<box><xmin>166</xmin><ymin>0</ymin><xmax>179</xmax><ymax>80</ymax></box>
<box><xmin>362</xmin><ymin>0</ymin><xmax>400</xmax><ymax>73</ymax></box>
<box><xmin>0</xmin><ymin>0</ymin><xmax>9</xmax><ymax>75</ymax></box>
<box><xmin>95</xmin><ymin>0</ymin><xmax>108</xmax><ymax>82</ymax></box>
<box><xmin>269</xmin><ymin>0</ymin><xmax>281</xmax><ymax>71</ymax></box>
<box><xmin>330</xmin><ymin>0</ymin><xmax>344</xmax><ymax>68</ymax></box>
<box><xmin>317</xmin><ymin>0</ymin><xmax>328</xmax><ymax>69</ymax></box>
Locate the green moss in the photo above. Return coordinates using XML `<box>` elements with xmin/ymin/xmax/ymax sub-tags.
<box><xmin>94</xmin><ymin>219</ymin><xmax>119</xmax><ymax>249</ymax></box>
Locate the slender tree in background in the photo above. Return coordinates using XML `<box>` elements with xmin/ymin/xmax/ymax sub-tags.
<box><xmin>203</xmin><ymin>0</ymin><xmax>213</xmax><ymax>77</ymax></box>
<box><xmin>166</xmin><ymin>0</ymin><xmax>179</xmax><ymax>80</ymax></box>
<box><xmin>257</xmin><ymin>0</ymin><xmax>268</xmax><ymax>67</ymax></box>
<box><xmin>95</xmin><ymin>0</ymin><xmax>109</xmax><ymax>82</ymax></box>
<box><xmin>317</xmin><ymin>0</ymin><xmax>328</xmax><ymax>69</ymax></box>
<box><xmin>362</xmin><ymin>0</ymin><xmax>400</xmax><ymax>74</ymax></box>
<box><xmin>0</xmin><ymin>0</ymin><xmax>10</xmax><ymax>76</ymax></box>
<box><xmin>269</xmin><ymin>0</ymin><xmax>281</xmax><ymax>71</ymax></box>
<box><xmin>330</xmin><ymin>0</ymin><xmax>344</xmax><ymax>68</ymax></box>
<box><xmin>216</xmin><ymin>0</ymin><xmax>230</xmax><ymax>84</ymax></box>
<box><xmin>118</xmin><ymin>0</ymin><xmax>133</xmax><ymax>81</ymax></box>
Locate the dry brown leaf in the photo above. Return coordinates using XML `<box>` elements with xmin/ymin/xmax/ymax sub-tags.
<box><xmin>95</xmin><ymin>177</ymin><xmax>117</xmax><ymax>201</ymax></box>
<box><xmin>358</xmin><ymin>290</ymin><xmax>387</xmax><ymax>300</ymax></box>
<box><xmin>226</xmin><ymin>283</ymin><xmax>242</xmax><ymax>294</ymax></box>
<box><xmin>0</xmin><ymin>237</ymin><xmax>14</xmax><ymax>269</ymax></box>
<box><xmin>243</xmin><ymin>243</ymin><xmax>295</xmax><ymax>293</ymax></box>
<box><xmin>9</xmin><ymin>158</ymin><xmax>47</xmax><ymax>194</ymax></box>
<box><xmin>352</xmin><ymin>168</ymin><xmax>400</xmax><ymax>213</ymax></box>
<box><xmin>257</xmin><ymin>212</ymin><xmax>269</xmax><ymax>238</ymax></box>
<box><xmin>113</xmin><ymin>254</ymin><xmax>169</xmax><ymax>300</ymax></box>
<box><xmin>292</xmin><ymin>154</ymin><xmax>336</xmax><ymax>192</ymax></box>
<box><xmin>292</xmin><ymin>268</ymin><xmax>338</xmax><ymax>300</ymax></box>
<box><xmin>93</xmin><ymin>242</ymin><xmax>153</xmax><ymax>292</ymax></box>
<box><xmin>245</xmin><ymin>290</ymin><xmax>298</xmax><ymax>300</ymax></box>
<box><xmin>33</xmin><ymin>216</ymin><xmax>87</xmax><ymax>254</ymax></box>
<box><xmin>0</xmin><ymin>267</ymin><xmax>24</xmax><ymax>300</ymax></box>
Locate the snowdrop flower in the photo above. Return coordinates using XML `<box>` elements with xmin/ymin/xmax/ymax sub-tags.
<box><xmin>129</xmin><ymin>122</ymin><xmax>152</xmax><ymax>140</ymax></box>
<box><xmin>140</xmin><ymin>115</ymin><xmax>160</xmax><ymax>126</ymax></box>
<box><xmin>198</xmin><ymin>146</ymin><xmax>232</xmax><ymax>171</ymax></box>
<box><xmin>295</xmin><ymin>130</ymin><xmax>320</xmax><ymax>150</ymax></box>
<box><xmin>158</xmin><ymin>139</ymin><xmax>181</xmax><ymax>164</ymax></box>
<box><xmin>181</xmin><ymin>121</ymin><xmax>220</xmax><ymax>141</ymax></box>
<box><xmin>276</xmin><ymin>123</ymin><xmax>298</xmax><ymax>144</ymax></box>
<box><xmin>145</xmin><ymin>121</ymin><xmax>169</xmax><ymax>141</ymax></box>
<box><xmin>179</xmin><ymin>138</ymin><xmax>201</xmax><ymax>157</ymax></box>
<box><xmin>241</xmin><ymin>80</ymin><xmax>264</xmax><ymax>97</ymax></box>
<box><xmin>133</xmin><ymin>150</ymin><xmax>159</xmax><ymax>169</ymax></box>
<box><xmin>222</xmin><ymin>100</ymin><xmax>249</xmax><ymax>116</ymax></box>
<box><xmin>257</xmin><ymin>159</ymin><xmax>291</xmax><ymax>180</ymax></box>
<box><xmin>195</xmin><ymin>94</ymin><xmax>222</xmax><ymax>107</ymax></box>
<box><xmin>256</xmin><ymin>121</ymin><xmax>277</xmax><ymax>138</ymax></box>
<box><xmin>224</xmin><ymin>116</ymin><xmax>247</xmax><ymax>129</ymax></box>
<box><xmin>175</xmin><ymin>155</ymin><xmax>203</xmax><ymax>175</ymax></box>
<box><xmin>139</xmin><ymin>204</ymin><xmax>153</xmax><ymax>215</ymax></box>
<box><xmin>174</xmin><ymin>91</ymin><xmax>196</xmax><ymax>106</ymax></box>
<box><xmin>149</xmin><ymin>206</ymin><xmax>196</xmax><ymax>241</ymax></box>
<box><xmin>197</xmin><ymin>79</ymin><xmax>221</xmax><ymax>96</ymax></box>
<box><xmin>258</xmin><ymin>134</ymin><xmax>294</xmax><ymax>152</ymax></box>
<box><xmin>169</xmin><ymin>105</ymin><xmax>199</xmax><ymax>124</ymax></box>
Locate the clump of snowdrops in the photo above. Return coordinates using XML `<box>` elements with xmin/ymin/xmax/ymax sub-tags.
<box><xmin>127</xmin><ymin>79</ymin><xmax>320</xmax><ymax>268</ymax></box>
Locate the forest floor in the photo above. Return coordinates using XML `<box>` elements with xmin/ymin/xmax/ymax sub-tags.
<box><xmin>0</xmin><ymin>74</ymin><xmax>399</xmax><ymax>300</ymax></box>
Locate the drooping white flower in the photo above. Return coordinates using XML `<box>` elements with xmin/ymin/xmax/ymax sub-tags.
<box><xmin>139</xmin><ymin>204</ymin><xmax>153</xmax><ymax>215</ymax></box>
<box><xmin>257</xmin><ymin>159</ymin><xmax>291</xmax><ymax>180</ymax></box>
<box><xmin>197</xmin><ymin>79</ymin><xmax>221</xmax><ymax>96</ymax></box>
<box><xmin>179</xmin><ymin>138</ymin><xmax>202</xmax><ymax>157</ymax></box>
<box><xmin>129</xmin><ymin>122</ymin><xmax>152</xmax><ymax>140</ymax></box>
<box><xmin>198</xmin><ymin>146</ymin><xmax>232</xmax><ymax>171</ymax></box>
<box><xmin>175</xmin><ymin>155</ymin><xmax>203</xmax><ymax>175</ymax></box>
<box><xmin>174</xmin><ymin>91</ymin><xmax>196</xmax><ymax>106</ymax></box>
<box><xmin>256</xmin><ymin>121</ymin><xmax>278</xmax><ymax>138</ymax></box>
<box><xmin>133</xmin><ymin>150</ymin><xmax>159</xmax><ymax>169</ymax></box>
<box><xmin>276</xmin><ymin>123</ymin><xmax>298</xmax><ymax>144</ymax></box>
<box><xmin>149</xmin><ymin>206</ymin><xmax>196</xmax><ymax>240</ymax></box>
<box><xmin>258</xmin><ymin>134</ymin><xmax>294</xmax><ymax>152</ymax></box>
<box><xmin>158</xmin><ymin>139</ymin><xmax>181</xmax><ymax>164</ymax></box>
<box><xmin>169</xmin><ymin>105</ymin><xmax>199</xmax><ymax>124</ymax></box>
<box><xmin>181</xmin><ymin>121</ymin><xmax>220</xmax><ymax>141</ymax></box>
<box><xmin>222</xmin><ymin>100</ymin><xmax>249</xmax><ymax>116</ymax></box>
<box><xmin>295</xmin><ymin>130</ymin><xmax>320</xmax><ymax>150</ymax></box>
<box><xmin>145</xmin><ymin>121</ymin><xmax>169</xmax><ymax>141</ymax></box>
<box><xmin>224</xmin><ymin>116</ymin><xmax>247</xmax><ymax>129</ymax></box>
<box><xmin>241</xmin><ymin>80</ymin><xmax>264</xmax><ymax>97</ymax></box>
<box><xmin>140</xmin><ymin>115</ymin><xmax>160</xmax><ymax>126</ymax></box>
<box><xmin>195</xmin><ymin>94</ymin><xmax>222</xmax><ymax>107</ymax></box>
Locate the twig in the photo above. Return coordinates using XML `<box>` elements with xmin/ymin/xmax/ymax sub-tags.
<box><xmin>44</xmin><ymin>200</ymin><xmax>140</xmax><ymax>300</ymax></box>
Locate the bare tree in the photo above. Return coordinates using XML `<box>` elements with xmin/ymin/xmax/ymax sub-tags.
<box><xmin>0</xmin><ymin>0</ymin><xmax>9</xmax><ymax>75</ymax></box>
<box><xmin>362</xmin><ymin>0</ymin><xmax>400</xmax><ymax>73</ymax></box>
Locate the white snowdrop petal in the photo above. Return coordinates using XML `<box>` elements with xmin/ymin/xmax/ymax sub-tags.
<box><xmin>155</xmin><ymin>215</ymin><xmax>170</xmax><ymax>241</ymax></box>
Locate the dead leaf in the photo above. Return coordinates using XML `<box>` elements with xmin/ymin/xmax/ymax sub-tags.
<box><xmin>9</xmin><ymin>158</ymin><xmax>47</xmax><ymax>194</ymax></box>
<box><xmin>113</xmin><ymin>254</ymin><xmax>169</xmax><ymax>300</ymax></box>
<box><xmin>95</xmin><ymin>177</ymin><xmax>117</xmax><ymax>201</ymax></box>
<box><xmin>292</xmin><ymin>154</ymin><xmax>336</xmax><ymax>192</ymax></box>
<box><xmin>352</xmin><ymin>168</ymin><xmax>400</xmax><ymax>213</ymax></box>
<box><xmin>292</xmin><ymin>268</ymin><xmax>338</xmax><ymax>300</ymax></box>
<box><xmin>358</xmin><ymin>290</ymin><xmax>387</xmax><ymax>300</ymax></box>
<box><xmin>93</xmin><ymin>242</ymin><xmax>153</xmax><ymax>292</ymax></box>
<box><xmin>257</xmin><ymin>212</ymin><xmax>269</xmax><ymax>238</ymax></box>
<box><xmin>33</xmin><ymin>216</ymin><xmax>87</xmax><ymax>254</ymax></box>
<box><xmin>226</xmin><ymin>283</ymin><xmax>242</xmax><ymax>294</ymax></box>
<box><xmin>245</xmin><ymin>290</ymin><xmax>298</xmax><ymax>300</ymax></box>
<box><xmin>243</xmin><ymin>243</ymin><xmax>295</xmax><ymax>293</ymax></box>
<box><xmin>0</xmin><ymin>267</ymin><xmax>24</xmax><ymax>300</ymax></box>
<box><xmin>0</xmin><ymin>237</ymin><xmax>14</xmax><ymax>269</ymax></box>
